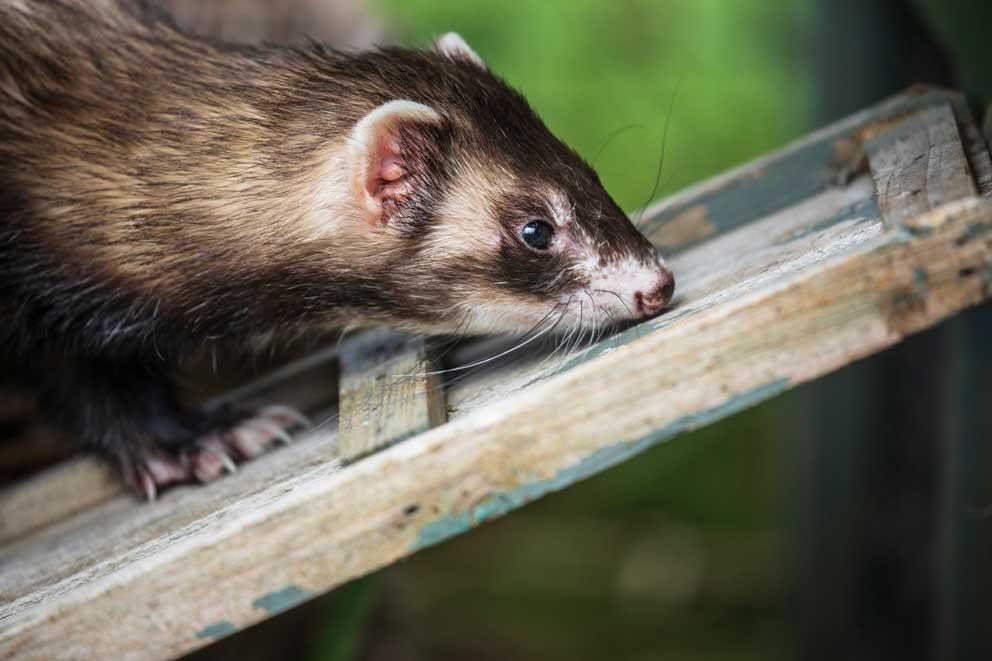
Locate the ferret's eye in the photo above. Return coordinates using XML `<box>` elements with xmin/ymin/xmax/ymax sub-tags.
<box><xmin>521</xmin><ymin>220</ymin><xmax>553</xmax><ymax>250</ymax></box>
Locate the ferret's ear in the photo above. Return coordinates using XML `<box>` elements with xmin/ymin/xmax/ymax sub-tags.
<box><xmin>348</xmin><ymin>100</ymin><xmax>444</xmax><ymax>227</ymax></box>
<box><xmin>434</xmin><ymin>32</ymin><xmax>486</xmax><ymax>68</ymax></box>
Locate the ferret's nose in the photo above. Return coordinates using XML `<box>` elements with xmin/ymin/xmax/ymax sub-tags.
<box><xmin>635</xmin><ymin>268</ymin><xmax>675</xmax><ymax>317</ymax></box>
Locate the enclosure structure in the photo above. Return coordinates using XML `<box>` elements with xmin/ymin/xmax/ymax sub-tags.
<box><xmin>1</xmin><ymin>87</ymin><xmax>991</xmax><ymax>659</ymax></box>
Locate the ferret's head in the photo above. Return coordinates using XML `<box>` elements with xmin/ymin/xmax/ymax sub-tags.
<box><xmin>323</xmin><ymin>34</ymin><xmax>673</xmax><ymax>335</ymax></box>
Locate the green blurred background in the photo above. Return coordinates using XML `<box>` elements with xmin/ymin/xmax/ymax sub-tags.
<box><xmin>376</xmin><ymin>0</ymin><xmax>813</xmax><ymax>213</ymax></box>
<box><xmin>186</xmin><ymin>1</ymin><xmax>991</xmax><ymax>660</ymax></box>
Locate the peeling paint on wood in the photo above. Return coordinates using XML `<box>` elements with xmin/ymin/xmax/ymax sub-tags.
<box><xmin>252</xmin><ymin>585</ymin><xmax>313</xmax><ymax>616</ymax></box>
<box><xmin>652</xmin><ymin>204</ymin><xmax>716</xmax><ymax>249</ymax></box>
<box><xmin>195</xmin><ymin>620</ymin><xmax>237</xmax><ymax>640</ymax></box>
<box><xmin>642</xmin><ymin>137</ymin><xmax>839</xmax><ymax>251</ymax></box>
<box><xmin>955</xmin><ymin>222</ymin><xmax>991</xmax><ymax>246</ymax></box>
<box><xmin>774</xmin><ymin>196</ymin><xmax>880</xmax><ymax>245</ymax></box>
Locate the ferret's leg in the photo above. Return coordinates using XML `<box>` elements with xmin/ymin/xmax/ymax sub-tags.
<box><xmin>36</xmin><ymin>359</ymin><xmax>308</xmax><ymax>499</ymax></box>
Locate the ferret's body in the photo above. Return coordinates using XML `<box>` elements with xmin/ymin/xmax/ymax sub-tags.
<box><xmin>0</xmin><ymin>0</ymin><xmax>674</xmax><ymax>497</ymax></box>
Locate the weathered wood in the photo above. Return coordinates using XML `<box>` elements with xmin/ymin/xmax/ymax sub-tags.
<box><xmin>1</xmin><ymin>87</ymin><xmax>990</xmax><ymax>661</ymax></box>
<box><xmin>337</xmin><ymin>331</ymin><xmax>446</xmax><ymax>462</ymax></box>
<box><xmin>0</xmin><ymin>458</ymin><xmax>118</xmax><ymax>544</ymax></box>
<box><xmin>866</xmin><ymin>104</ymin><xmax>977</xmax><ymax>226</ymax></box>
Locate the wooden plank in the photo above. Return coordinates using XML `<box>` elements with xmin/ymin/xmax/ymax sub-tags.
<box><xmin>0</xmin><ymin>459</ymin><xmax>118</xmax><ymax>544</ymax></box>
<box><xmin>866</xmin><ymin>103</ymin><xmax>977</xmax><ymax>227</ymax></box>
<box><xmin>337</xmin><ymin>331</ymin><xmax>446</xmax><ymax>462</ymax></box>
<box><xmin>3</xmin><ymin>194</ymin><xmax>991</xmax><ymax>660</ymax></box>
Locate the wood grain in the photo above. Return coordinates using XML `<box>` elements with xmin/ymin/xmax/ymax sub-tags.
<box><xmin>866</xmin><ymin>104</ymin><xmax>977</xmax><ymax>226</ymax></box>
<box><xmin>337</xmin><ymin>331</ymin><xmax>445</xmax><ymax>462</ymax></box>
<box><xmin>0</xmin><ymin>459</ymin><xmax>118</xmax><ymax>544</ymax></box>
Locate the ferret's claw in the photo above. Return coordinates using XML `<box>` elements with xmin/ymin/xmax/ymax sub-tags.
<box><xmin>248</xmin><ymin>418</ymin><xmax>294</xmax><ymax>446</ymax></box>
<box><xmin>198</xmin><ymin>444</ymin><xmax>238</xmax><ymax>477</ymax></box>
<box><xmin>142</xmin><ymin>473</ymin><xmax>157</xmax><ymax>502</ymax></box>
<box><xmin>218</xmin><ymin>451</ymin><xmax>238</xmax><ymax>475</ymax></box>
<box><xmin>259</xmin><ymin>404</ymin><xmax>312</xmax><ymax>429</ymax></box>
<box><xmin>120</xmin><ymin>403</ymin><xmax>302</xmax><ymax>501</ymax></box>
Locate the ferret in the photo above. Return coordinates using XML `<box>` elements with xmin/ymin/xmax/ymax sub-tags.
<box><xmin>0</xmin><ymin>0</ymin><xmax>675</xmax><ymax>499</ymax></box>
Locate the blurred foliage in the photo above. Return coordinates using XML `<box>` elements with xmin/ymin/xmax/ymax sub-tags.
<box><xmin>309</xmin><ymin>574</ymin><xmax>381</xmax><ymax>661</ymax></box>
<box><xmin>315</xmin><ymin>1</ymin><xmax>818</xmax><ymax>660</ymax></box>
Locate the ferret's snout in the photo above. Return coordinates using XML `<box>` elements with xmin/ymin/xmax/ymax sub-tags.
<box><xmin>635</xmin><ymin>267</ymin><xmax>675</xmax><ymax>317</ymax></box>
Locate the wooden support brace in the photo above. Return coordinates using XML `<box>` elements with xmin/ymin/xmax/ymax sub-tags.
<box><xmin>337</xmin><ymin>331</ymin><xmax>446</xmax><ymax>463</ymax></box>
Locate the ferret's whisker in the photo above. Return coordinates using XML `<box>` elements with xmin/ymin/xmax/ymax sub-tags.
<box><xmin>592</xmin><ymin>287</ymin><xmax>645</xmax><ymax>340</ymax></box>
<box><xmin>309</xmin><ymin>302</ymin><xmax>570</xmax><ymax>435</ymax></box>
<box><xmin>591</xmin><ymin>123</ymin><xmax>647</xmax><ymax>166</ymax></box>
<box><xmin>592</xmin><ymin>288</ymin><xmax>631</xmax><ymax>314</ymax></box>
<box><xmin>422</xmin><ymin>303</ymin><xmax>570</xmax><ymax>390</ymax></box>
<box><xmin>635</xmin><ymin>78</ymin><xmax>683</xmax><ymax>230</ymax></box>
<box><xmin>395</xmin><ymin>302</ymin><xmax>566</xmax><ymax>378</ymax></box>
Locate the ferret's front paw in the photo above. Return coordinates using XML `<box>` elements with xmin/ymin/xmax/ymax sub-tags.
<box><xmin>124</xmin><ymin>405</ymin><xmax>311</xmax><ymax>501</ymax></box>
